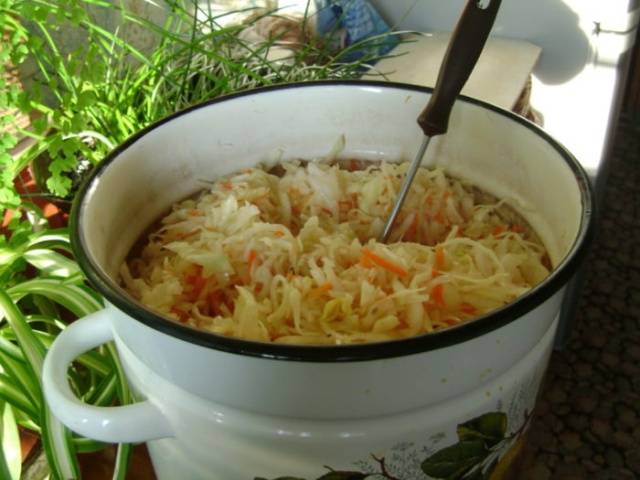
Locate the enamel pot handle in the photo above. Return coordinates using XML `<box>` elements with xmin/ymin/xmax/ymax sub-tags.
<box><xmin>43</xmin><ymin>310</ymin><xmax>173</xmax><ymax>443</ymax></box>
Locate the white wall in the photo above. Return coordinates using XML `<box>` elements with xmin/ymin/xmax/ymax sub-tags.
<box><xmin>369</xmin><ymin>0</ymin><xmax>596</xmax><ymax>84</ymax></box>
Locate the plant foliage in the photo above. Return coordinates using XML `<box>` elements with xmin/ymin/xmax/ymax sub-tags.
<box><xmin>0</xmin><ymin>1</ymin><xmax>404</xmax><ymax>478</ymax></box>
<box><xmin>0</xmin><ymin>0</ymin><xmax>401</xmax><ymax>209</ymax></box>
<box><xmin>0</xmin><ymin>207</ymin><xmax>132</xmax><ymax>479</ymax></box>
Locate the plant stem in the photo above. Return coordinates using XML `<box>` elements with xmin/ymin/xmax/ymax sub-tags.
<box><xmin>371</xmin><ymin>454</ymin><xmax>402</xmax><ymax>480</ymax></box>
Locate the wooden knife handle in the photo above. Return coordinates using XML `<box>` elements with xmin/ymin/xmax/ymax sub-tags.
<box><xmin>417</xmin><ymin>0</ymin><xmax>502</xmax><ymax>137</ymax></box>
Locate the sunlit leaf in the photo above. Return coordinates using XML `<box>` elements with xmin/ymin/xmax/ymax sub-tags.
<box><xmin>0</xmin><ymin>400</ymin><xmax>21</xmax><ymax>480</ymax></box>
<box><xmin>23</xmin><ymin>249</ymin><xmax>80</xmax><ymax>278</ymax></box>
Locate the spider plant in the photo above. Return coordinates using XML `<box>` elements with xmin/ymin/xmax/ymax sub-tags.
<box><xmin>0</xmin><ymin>207</ymin><xmax>132</xmax><ymax>479</ymax></box>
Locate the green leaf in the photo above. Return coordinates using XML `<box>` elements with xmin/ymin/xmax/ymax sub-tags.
<box><xmin>48</xmin><ymin>135</ymin><xmax>64</xmax><ymax>158</ymax></box>
<box><xmin>9</xmin><ymin>278</ymin><xmax>103</xmax><ymax>317</ymax></box>
<box><xmin>76</xmin><ymin>90</ymin><xmax>97</xmax><ymax>109</ymax></box>
<box><xmin>33</xmin><ymin>6</ymin><xmax>50</xmax><ymax>23</ymax></box>
<box><xmin>0</xmin><ymin>133</ymin><xmax>17</xmax><ymax>150</ymax></box>
<box><xmin>31</xmin><ymin>295</ymin><xmax>61</xmax><ymax>323</ymax></box>
<box><xmin>0</xmin><ymin>345</ymin><xmax>40</xmax><ymax>410</ymax></box>
<box><xmin>23</xmin><ymin>249</ymin><xmax>80</xmax><ymax>278</ymax></box>
<box><xmin>112</xmin><ymin>443</ymin><xmax>133</xmax><ymax>480</ymax></box>
<box><xmin>0</xmin><ymin>290</ymin><xmax>84</xmax><ymax>478</ymax></box>
<box><xmin>0</xmin><ymin>290</ymin><xmax>80</xmax><ymax>479</ymax></box>
<box><xmin>9</xmin><ymin>44</ymin><xmax>28</xmax><ymax>65</ymax></box>
<box><xmin>0</xmin><ymin>372</ymin><xmax>39</xmax><ymax>420</ymax></box>
<box><xmin>27</xmin><ymin>36</ymin><xmax>44</xmax><ymax>51</ymax></box>
<box><xmin>0</xmin><ymin>248</ymin><xmax>21</xmax><ymax>276</ymax></box>
<box><xmin>421</xmin><ymin>440</ymin><xmax>489</xmax><ymax>479</ymax></box>
<box><xmin>27</xmin><ymin>330</ymin><xmax>112</xmax><ymax>377</ymax></box>
<box><xmin>0</xmin><ymin>335</ymin><xmax>26</xmax><ymax>365</ymax></box>
<box><xmin>0</xmin><ymin>289</ymin><xmax>47</xmax><ymax>374</ymax></box>
<box><xmin>61</xmin><ymin>138</ymin><xmax>80</xmax><ymax>159</ymax></box>
<box><xmin>254</xmin><ymin>477</ymin><xmax>307</xmax><ymax>480</ymax></box>
<box><xmin>54</xmin><ymin>6</ymin><xmax>67</xmax><ymax>23</ymax></box>
<box><xmin>0</xmin><ymin>191</ymin><xmax>18</xmax><ymax>214</ymax></box>
<box><xmin>0</xmin><ymin>400</ymin><xmax>21</xmax><ymax>480</ymax></box>
<box><xmin>105</xmin><ymin>341</ymin><xmax>131</xmax><ymax>411</ymax></box>
<box><xmin>85</xmin><ymin>370</ymin><xmax>117</xmax><ymax>406</ymax></box>
<box><xmin>30</xmin><ymin>82</ymin><xmax>43</xmax><ymax>105</ymax></box>
<box><xmin>69</xmin><ymin>5</ymin><xmax>87</xmax><ymax>25</ymax></box>
<box><xmin>456</xmin><ymin>412</ymin><xmax>508</xmax><ymax>448</ymax></box>
<box><xmin>27</xmin><ymin>229</ymin><xmax>71</xmax><ymax>251</ymax></box>
<box><xmin>48</xmin><ymin>76</ymin><xmax>59</xmax><ymax>93</ymax></box>
<box><xmin>32</xmin><ymin>116</ymin><xmax>49</xmax><ymax>135</ymax></box>
<box><xmin>40</xmin><ymin>398</ymin><xmax>81</xmax><ymax>480</ymax></box>
<box><xmin>72</xmin><ymin>437</ymin><xmax>110</xmax><ymax>454</ymax></box>
<box><xmin>317</xmin><ymin>472</ymin><xmax>370</xmax><ymax>480</ymax></box>
<box><xmin>46</xmin><ymin>174</ymin><xmax>72</xmax><ymax>198</ymax></box>
<box><xmin>70</xmin><ymin>112</ymin><xmax>86</xmax><ymax>132</ymax></box>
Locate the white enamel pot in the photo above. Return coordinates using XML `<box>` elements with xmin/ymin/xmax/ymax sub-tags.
<box><xmin>43</xmin><ymin>82</ymin><xmax>593</xmax><ymax>480</ymax></box>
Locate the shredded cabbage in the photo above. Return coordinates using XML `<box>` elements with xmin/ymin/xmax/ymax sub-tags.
<box><xmin>121</xmin><ymin>160</ymin><xmax>550</xmax><ymax>344</ymax></box>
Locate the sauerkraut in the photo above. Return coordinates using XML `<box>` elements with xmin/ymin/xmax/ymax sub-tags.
<box><xmin>121</xmin><ymin>160</ymin><xmax>550</xmax><ymax>344</ymax></box>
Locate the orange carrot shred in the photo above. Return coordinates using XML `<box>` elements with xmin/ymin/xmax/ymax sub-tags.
<box><xmin>424</xmin><ymin>301</ymin><xmax>437</xmax><ymax>311</ymax></box>
<box><xmin>310</xmin><ymin>282</ymin><xmax>332</xmax><ymax>297</ymax></box>
<box><xmin>404</xmin><ymin>215</ymin><xmax>419</xmax><ymax>241</ymax></box>
<box><xmin>338</xmin><ymin>198</ymin><xmax>356</xmax><ymax>211</ymax></box>
<box><xmin>185</xmin><ymin>265</ymin><xmax>206</xmax><ymax>301</ymax></box>
<box><xmin>185</xmin><ymin>264</ymin><xmax>203</xmax><ymax>281</ymax></box>
<box><xmin>431</xmin><ymin>284</ymin><xmax>446</xmax><ymax>308</ymax></box>
<box><xmin>175</xmin><ymin>229</ymin><xmax>199</xmax><ymax>240</ymax></box>
<box><xmin>361</xmin><ymin>248</ymin><xmax>408</xmax><ymax>277</ymax></box>
<box><xmin>247</xmin><ymin>249</ymin><xmax>258</xmax><ymax>268</ymax></box>
<box><xmin>492</xmin><ymin>225</ymin><xmax>506</xmax><ymax>236</ymax></box>
<box><xmin>208</xmin><ymin>291</ymin><xmax>225</xmax><ymax>315</ymax></box>
<box><xmin>171</xmin><ymin>306</ymin><xmax>189</xmax><ymax>323</ymax></box>
<box><xmin>360</xmin><ymin>255</ymin><xmax>373</xmax><ymax>268</ymax></box>
<box><xmin>461</xmin><ymin>303</ymin><xmax>477</xmax><ymax>315</ymax></box>
<box><xmin>444</xmin><ymin>317</ymin><xmax>459</xmax><ymax>326</ymax></box>
<box><xmin>511</xmin><ymin>224</ymin><xmax>525</xmax><ymax>233</ymax></box>
<box><xmin>222</xmin><ymin>180</ymin><xmax>233</xmax><ymax>190</ymax></box>
<box><xmin>431</xmin><ymin>267</ymin><xmax>439</xmax><ymax>278</ymax></box>
<box><xmin>274</xmin><ymin>230</ymin><xmax>285</xmax><ymax>237</ymax></box>
<box><xmin>185</xmin><ymin>273</ymin><xmax>206</xmax><ymax>302</ymax></box>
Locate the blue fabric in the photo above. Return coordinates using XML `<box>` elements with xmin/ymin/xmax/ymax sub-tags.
<box><xmin>314</xmin><ymin>0</ymin><xmax>399</xmax><ymax>62</ymax></box>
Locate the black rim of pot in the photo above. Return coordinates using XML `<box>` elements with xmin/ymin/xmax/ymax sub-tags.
<box><xmin>70</xmin><ymin>80</ymin><xmax>595</xmax><ymax>362</ymax></box>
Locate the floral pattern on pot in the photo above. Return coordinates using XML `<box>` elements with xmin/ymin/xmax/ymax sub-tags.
<box><xmin>250</xmin><ymin>346</ymin><xmax>549</xmax><ymax>480</ymax></box>
<box><xmin>255</xmin><ymin>410</ymin><xmax>529</xmax><ymax>480</ymax></box>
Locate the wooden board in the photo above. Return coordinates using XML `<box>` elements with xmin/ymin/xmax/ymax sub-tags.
<box><xmin>367</xmin><ymin>33</ymin><xmax>542</xmax><ymax>110</ymax></box>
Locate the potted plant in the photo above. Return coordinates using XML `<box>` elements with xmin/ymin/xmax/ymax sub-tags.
<box><xmin>0</xmin><ymin>1</ymin><xmax>403</xmax><ymax>477</ymax></box>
